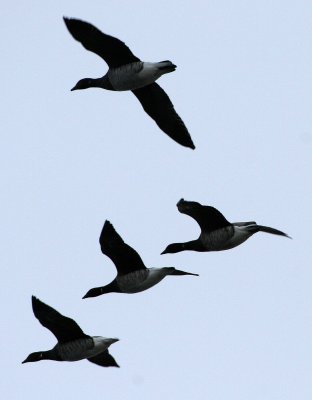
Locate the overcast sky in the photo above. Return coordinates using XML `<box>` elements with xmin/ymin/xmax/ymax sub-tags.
<box><xmin>2</xmin><ymin>1</ymin><xmax>312</xmax><ymax>399</ymax></box>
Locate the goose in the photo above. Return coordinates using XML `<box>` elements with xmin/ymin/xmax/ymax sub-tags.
<box><xmin>22</xmin><ymin>296</ymin><xmax>119</xmax><ymax>367</ymax></box>
<box><xmin>63</xmin><ymin>17</ymin><xmax>195</xmax><ymax>149</ymax></box>
<box><xmin>83</xmin><ymin>220</ymin><xmax>198</xmax><ymax>298</ymax></box>
<box><xmin>161</xmin><ymin>199</ymin><xmax>291</xmax><ymax>254</ymax></box>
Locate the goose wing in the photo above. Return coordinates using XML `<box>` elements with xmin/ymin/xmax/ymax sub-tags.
<box><xmin>88</xmin><ymin>350</ymin><xmax>119</xmax><ymax>367</ymax></box>
<box><xmin>31</xmin><ymin>296</ymin><xmax>89</xmax><ymax>343</ymax></box>
<box><xmin>100</xmin><ymin>220</ymin><xmax>147</xmax><ymax>275</ymax></box>
<box><xmin>177</xmin><ymin>199</ymin><xmax>231</xmax><ymax>232</ymax></box>
<box><xmin>64</xmin><ymin>17</ymin><xmax>140</xmax><ymax>68</ymax></box>
<box><xmin>132</xmin><ymin>83</ymin><xmax>195</xmax><ymax>149</ymax></box>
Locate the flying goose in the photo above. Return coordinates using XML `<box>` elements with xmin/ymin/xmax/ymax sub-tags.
<box><xmin>161</xmin><ymin>199</ymin><xmax>290</xmax><ymax>254</ymax></box>
<box><xmin>83</xmin><ymin>220</ymin><xmax>198</xmax><ymax>298</ymax></box>
<box><xmin>63</xmin><ymin>17</ymin><xmax>195</xmax><ymax>149</ymax></box>
<box><xmin>22</xmin><ymin>296</ymin><xmax>119</xmax><ymax>367</ymax></box>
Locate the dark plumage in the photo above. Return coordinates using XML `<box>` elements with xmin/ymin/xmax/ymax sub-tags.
<box><xmin>64</xmin><ymin>17</ymin><xmax>195</xmax><ymax>149</ymax></box>
<box><xmin>161</xmin><ymin>199</ymin><xmax>291</xmax><ymax>254</ymax></box>
<box><xmin>22</xmin><ymin>296</ymin><xmax>119</xmax><ymax>367</ymax></box>
<box><xmin>83</xmin><ymin>220</ymin><xmax>198</xmax><ymax>298</ymax></box>
<box><xmin>64</xmin><ymin>18</ymin><xmax>140</xmax><ymax>68</ymax></box>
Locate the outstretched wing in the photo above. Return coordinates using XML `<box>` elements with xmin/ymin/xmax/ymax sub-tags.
<box><xmin>88</xmin><ymin>350</ymin><xmax>119</xmax><ymax>367</ymax></box>
<box><xmin>246</xmin><ymin>224</ymin><xmax>291</xmax><ymax>238</ymax></box>
<box><xmin>132</xmin><ymin>83</ymin><xmax>195</xmax><ymax>149</ymax></box>
<box><xmin>32</xmin><ymin>296</ymin><xmax>89</xmax><ymax>343</ymax></box>
<box><xmin>64</xmin><ymin>17</ymin><xmax>140</xmax><ymax>68</ymax></box>
<box><xmin>177</xmin><ymin>199</ymin><xmax>231</xmax><ymax>232</ymax></box>
<box><xmin>99</xmin><ymin>220</ymin><xmax>147</xmax><ymax>275</ymax></box>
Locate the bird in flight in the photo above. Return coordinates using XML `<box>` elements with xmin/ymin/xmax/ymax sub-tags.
<box><xmin>64</xmin><ymin>17</ymin><xmax>195</xmax><ymax>149</ymax></box>
<box><xmin>22</xmin><ymin>296</ymin><xmax>119</xmax><ymax>367</ymax></box>
<box><xmin>162</xmin><ymin>199</ymin><xmax>290</xmax><ymax>254</ymax></box>
<box><xmin>83</xmin><ymin>220</ymin><xmax>198</xmax><ymax>298</ymax></box>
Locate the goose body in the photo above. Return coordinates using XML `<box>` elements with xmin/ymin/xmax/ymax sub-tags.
<box><xmin>162</xmin><ymin>199</ymin><xmax>290</xmax><ymax>254</ymax></box>
<box><xmin>22</xmin><ymin>296</ymin><xmax>119</xmax><ymax>367</ymax></box>
<box><xmin>200</xmin><ymin>224</ymin><xmax>261</xmax><ymax>251</ymax></box>
<box><xmin>83</xmin><ymin>220</ymin><xmax>198</xmax><ymax>298</ymax></box>
<box><xmin>105</xmin><ymin>61</ymin><xmax>176</xmax><ymax>91</ymax></box>
<box><xmin>116</xmin><ymin>267</ymin><xmax>179</xmax><ymax>294</ymax></box>
<box><xmin>64</xmin><ymin>17</ymin><xmax>194</xmax><ymax>149</ymax></box>
<box><xmin>55</xmin><ymin>336</ymin><xmax>117</xmax><ymax>361</ymax></box>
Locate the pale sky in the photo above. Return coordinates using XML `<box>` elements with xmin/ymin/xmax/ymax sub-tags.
<box><xmin>2</xmin><ymin>1</ymin><xmax>312</xmax><ymax>399</ymax></box>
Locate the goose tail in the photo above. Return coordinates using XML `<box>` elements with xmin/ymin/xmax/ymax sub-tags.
<box><xmin>157</xmin><ymin>60</ymin><xmax>177</xmax><ymax>73</ymax></box>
